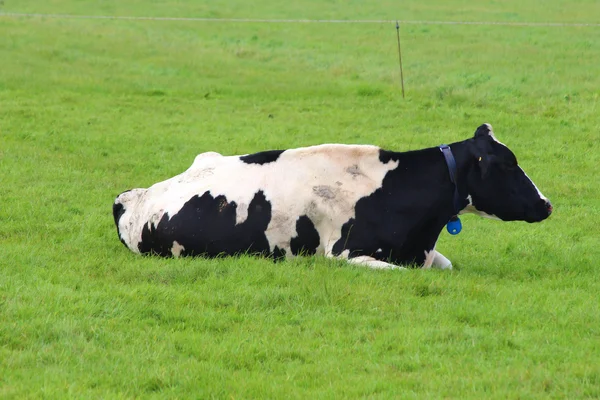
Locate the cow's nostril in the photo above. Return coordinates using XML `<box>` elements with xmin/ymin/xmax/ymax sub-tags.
<box><xmin>545</xmin><ymin>200</ymin><xmax>553</xmax><ymax>215</ymax></box>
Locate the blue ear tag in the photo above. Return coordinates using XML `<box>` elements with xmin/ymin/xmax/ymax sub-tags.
<box><xmin>446</xmin><ymin>216</ymin><xmax>462</xmax><ymax>235</ymax></box>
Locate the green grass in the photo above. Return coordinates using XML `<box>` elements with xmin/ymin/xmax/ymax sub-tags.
<box><xmin>1</xmin><ymin>1</ymin><xmax>599</xmax><ymax>398</ymax></box>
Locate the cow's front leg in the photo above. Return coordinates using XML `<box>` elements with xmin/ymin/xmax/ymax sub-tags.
<box><xmin>432</xmin><ymin>251</ymin><xmax>453</xmax><ymax>270</ymax></box>
<box><xmin>423</xmin><ymin>248</ymin><xmax>453</xmax><ymax>270</ymax></box>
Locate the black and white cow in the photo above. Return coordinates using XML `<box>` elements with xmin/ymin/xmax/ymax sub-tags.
<box><xmin>113</xmin><ymin>123</ymin><xmax>552</xmax><ymax>269</ymax></box>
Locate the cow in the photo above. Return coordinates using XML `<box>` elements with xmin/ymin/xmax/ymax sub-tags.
<box><xmin>113</xmin><ymin>123</ymin><xmax>552</xmax><ymax>270</ymax></box>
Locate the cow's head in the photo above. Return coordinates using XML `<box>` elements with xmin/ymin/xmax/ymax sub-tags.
<box><xmin>464</xmin><ymin>124</ymin><xmax>552</xmax><ymax>223</ymax></box>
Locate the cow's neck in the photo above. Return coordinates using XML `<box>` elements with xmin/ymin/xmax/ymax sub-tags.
<box><xmin>368</xmin><ymin>143</ymin><xmax>471</xmax><ymax>264</ymax></box>
<box><xmin>383</xmin><ymin>141</ymin><xmax>472</xmax><ymax>211</ymax></box>
<box><xmin>443</xmin><ymin>140</ymin><xmax>473</xmax><ymax>213</ymax></box>
<box><xmin>380</xmin><ymin>141</ymin><xmax>473</xmax><ymax>231</ymax></box>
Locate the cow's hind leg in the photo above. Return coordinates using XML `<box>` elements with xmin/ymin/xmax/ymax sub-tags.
<box><xmin>432</xmin><ymin>251</ymin><xmax>453</xmax><ymax>270</ymax></box>
<box><xmin>345</xmin><ymin>255</ymin><xmax>406</xmax><ymax>270</ymax></box>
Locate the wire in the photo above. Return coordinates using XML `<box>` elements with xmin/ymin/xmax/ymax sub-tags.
<box><xmin>1</xmin><ymin>12</ymin><xmax>599</xmax><ymax>27</ymax></box>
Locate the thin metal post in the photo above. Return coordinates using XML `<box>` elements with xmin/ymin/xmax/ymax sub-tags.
<box><xmin>396</xmin><ymin>21</ymin><xmax>405</xmax><ymax>98</ymax></box>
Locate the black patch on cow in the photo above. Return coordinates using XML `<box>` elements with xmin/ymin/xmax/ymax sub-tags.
<box><xmin>378</xmin><ymin>149</ymin><xmax>398</xmax><ymax>164</ymax></box>
<box><xmin>113</xmin><ymin>193</ymin><xmax>130</xmax><ymax>249</ymax></box>
<box><xmin>113</xmin><ymin>189</ymin><xmax>132</xmax><ymax>228</ymax></box>
<box><xmin>290</xmin><ymin>215</ymin><xmax>320</xmax><ymax>256</ymax></box>
<box><xmin>138</xmin><ymin>190</ymin><xmax>272</xmax><ymax>258</ymax></box>
<box><xmin>113</xmin><ymin>202</ymin><xmax>126</xmax><ymax>228</ymax></box>
<box><xmin>333</xmin><ymin>148</ymin><xmax>458</xmax><ymax>267</ymax></box>
<box><xmin>272</xmin><ymin>246</ymin><xmax>287</xmax><ymax>262</ymax></box>
<box><xmin>240</xmin><ymin>150</ymin><xmax>285</xmax><ymax>165</ymax></box>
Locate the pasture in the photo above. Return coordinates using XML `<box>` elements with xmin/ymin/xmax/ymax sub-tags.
<box><xmin>1</xmin><ymin>0</ymin><xmax>599</xmax><ymax>397</ymax></box>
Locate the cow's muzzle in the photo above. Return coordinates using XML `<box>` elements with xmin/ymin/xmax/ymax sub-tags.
<box><xmin>545</xmin><ymin>200</ymin><xmax>553</xmax><ymax>216</ymax></box>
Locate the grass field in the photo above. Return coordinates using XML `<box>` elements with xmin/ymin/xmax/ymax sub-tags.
<box><xmin>1</xmin><ymin>1</ymin><xmax>600</xmax><ymax>398</ymax></box>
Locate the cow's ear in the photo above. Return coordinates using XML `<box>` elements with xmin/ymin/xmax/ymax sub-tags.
<box><xmin>474</xmin><ymin>123</ymin><xmax>494</xmax><ymax>139</ymax></box>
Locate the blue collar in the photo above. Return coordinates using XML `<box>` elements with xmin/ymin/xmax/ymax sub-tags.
<box><xmin>439</xmin><ymin>145</ymin><xmax>463</xmax><ymax>235</ymax></box>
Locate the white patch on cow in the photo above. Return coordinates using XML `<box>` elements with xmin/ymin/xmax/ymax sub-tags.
<box><xmin>466</xmin><ymin>194</ymin><xmax>473</xmax><ymax>206</ymax></box>
<box><xmin>235</xmin><ymin>202</ymin><xmax>249</xmax><ymax>225</ymax></box>
<box><xmin>376</xmin><ymin>248</ymin><xmax>383</xmax><ymax>253</ymax></box>
<box><xmin>460</xmin><ymin>204</ymin><xmax>501</xmax><ymax>220</ymax></box>
<box><xmin>483</xmin><ymin>123</ymin><xmax>505</xmax><ymax>146</ymax></box>
<box><xmin>192</xmin><ymin>151</ymin><xmax>222</xmax><ymax>167</ymax></box>
<box><xmin>148</xmin><ymin>208</ymin><xmax>166</xmax><ymax>227</ymax></box>
<box><xmin>171</xmin><ymin>241</ymin><xmax>185</xmax><ymax>258</ymax></box>
<box><xmin>115</xmin><ymin>188</ymin><xmax>147</xmax><ymax>253</ymax></box>
<box><xmin>518</xmin><ymin>166</ymin><xmax>548</xmax><ymax>202</ymax></box>
<box><xmin>338</xmin><ymin>249</ymin><xmax>351</xmax><ymax>259</ymax></box>
<box><xmin>116</xmin><ymin>144</ymin><xmax>399</xmax><ymax>257</ymax></box>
